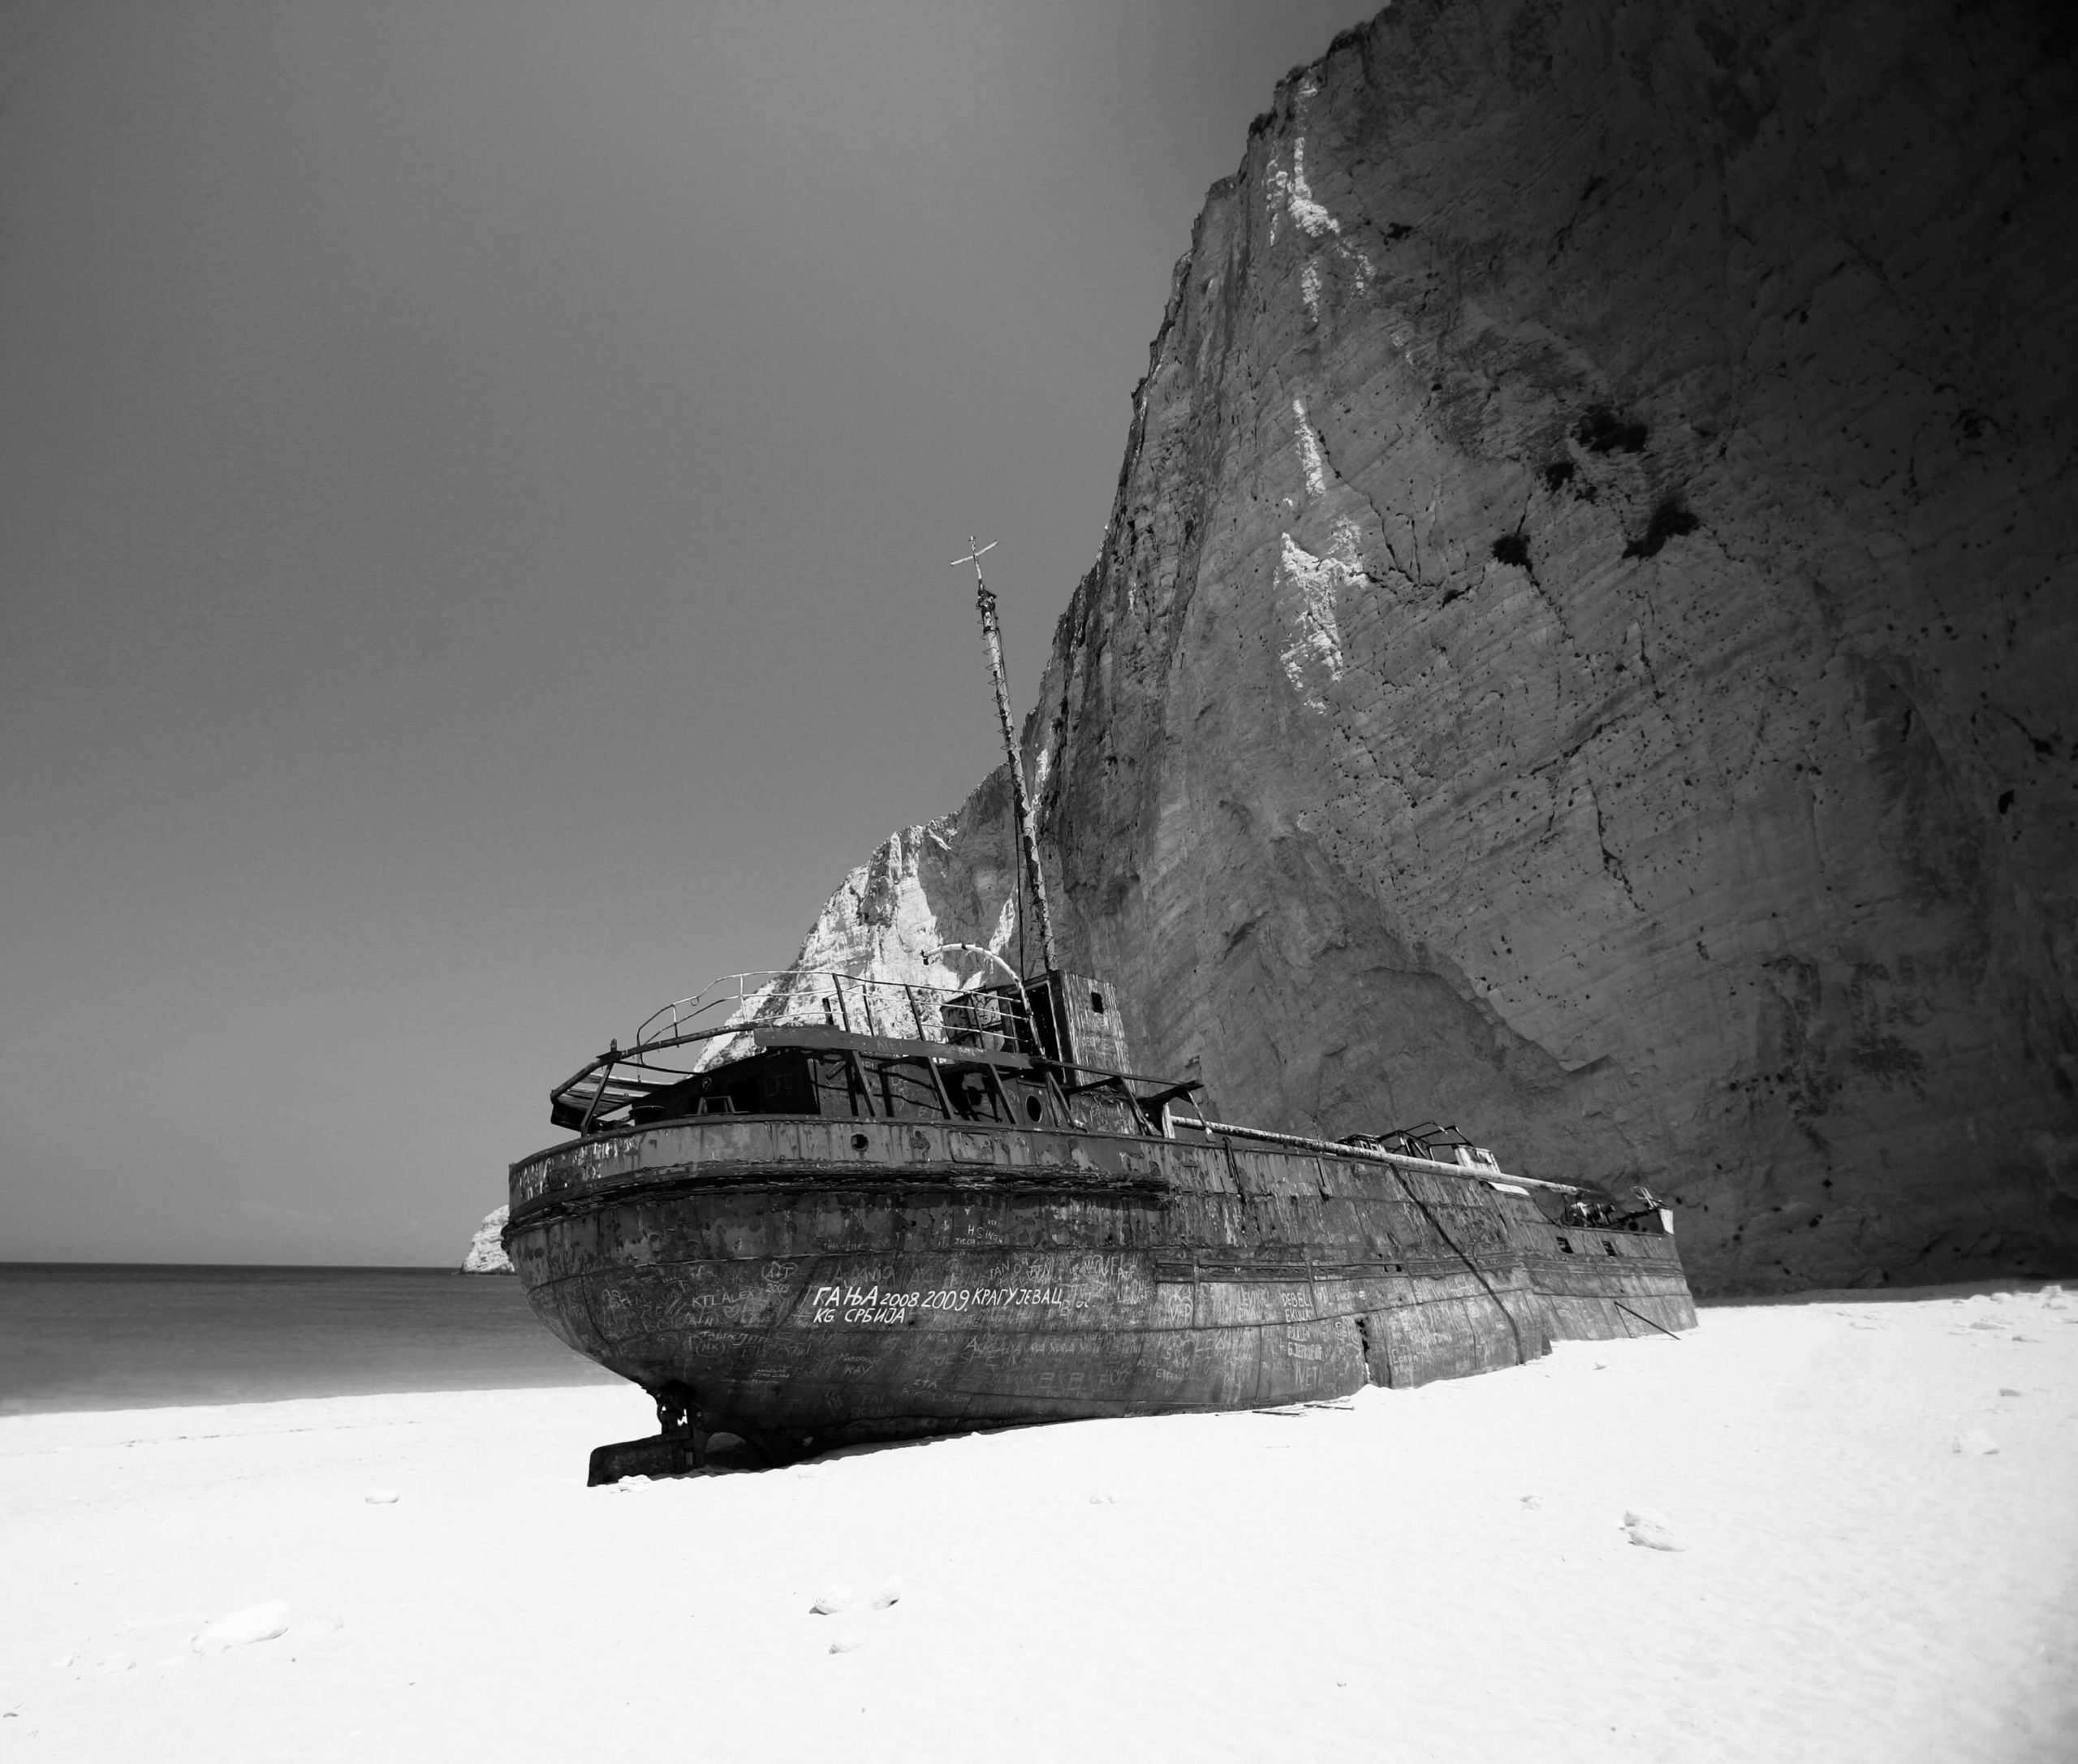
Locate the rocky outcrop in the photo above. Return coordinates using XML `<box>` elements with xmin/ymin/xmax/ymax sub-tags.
<box><xmin>781</xmin><ymin>0</ymin><xmax>2078</xmax><ymax>1292</ymax></box>
<box><xmin>459</xmin><ymin>1205</ymin><xmax>513</xmax><ymax>1274</ymax></box>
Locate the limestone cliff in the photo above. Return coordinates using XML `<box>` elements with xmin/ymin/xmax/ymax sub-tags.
<box><xmin>782</xmin><ymin>0</ymin><xmax>2078</xmax><ymax>1292</ymax></box>
<box><xmin>460</xmin><ymin>1205</ymin><xmax>514</xmax><ymax>1274</ymax></box>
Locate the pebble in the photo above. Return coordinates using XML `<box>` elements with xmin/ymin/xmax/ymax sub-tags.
<box><xmin>1951</xmin><ymin>1429</ymin><xmax>1999</xmax><ymax>1456</ymax></box>
<box><xmin>810</xmin><ymin>1582</ymin><xmax>856</xmax><ymax>1616</ymax></box>
<box><xmin>871</xmin><ymin>1576</ymin><xmax>903</xmax><ymax>1610</ymax></box>
<box><xmin>827</xmin><ymin>1631</ymin><xmax>864</xmax><ymax>1654</ymax></box>
<box><xmin>192</xmin><ymin>1600</ymin><xmax>293</xmax><ymax>1654</ymax></box>
<box><xmin>364</xmin><ymin>1489</ymin><xmax>400</xmax><ymax>1505</ymax></box>
<box><xmin>1623</xmin><ymin>1507</ymin><xmax>1687</xmax><ymax>1551</ymax></box>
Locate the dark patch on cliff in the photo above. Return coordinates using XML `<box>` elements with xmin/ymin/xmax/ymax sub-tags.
<box><xmin>1622</xmin><ymin>498</ymin><xmax>1701</xmax><ymax>559</ymax></box>
<box><xmin>1574</xmin><ymin>407</ymin><xmax>1649</xmax><ymax>455</ymax></box>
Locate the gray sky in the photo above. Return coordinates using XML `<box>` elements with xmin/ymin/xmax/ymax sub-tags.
<box><xmin>2</xmin><ymin>0</ymin><xmax>1364</xmax><ymax>1264</ymax></box>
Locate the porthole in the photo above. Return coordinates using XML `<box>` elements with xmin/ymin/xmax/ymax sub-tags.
<box><xmin>851</xmin><ymin>1132</ymin><xmax>870</xmax><ymax>1151</ymax></box>
<box><xmin>1089</xmin><ymin>990</ymin><xmax>1106</xmax><ymax>1013</ymax></box>
<box><xmin>1024</xmin><ymin>1094</ymin><xmax>1043</xmax><ymax>1123</ymax></box>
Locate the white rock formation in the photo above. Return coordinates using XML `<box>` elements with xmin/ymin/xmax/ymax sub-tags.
<box><xmin>459</xmin><ymin>1205</ymin><xmax>513</xmax><ymax>1274</ymax></box>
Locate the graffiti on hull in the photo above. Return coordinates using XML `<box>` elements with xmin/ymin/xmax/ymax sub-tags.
<box><xmin>808</xmin><ymin>1283</ymin><xmax>1073</xmax><ymax>1324</ymax></box>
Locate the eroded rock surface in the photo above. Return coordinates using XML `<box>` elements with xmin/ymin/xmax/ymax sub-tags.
<box><xmin>460</xmin><ymin>1205</ymin><xmax>513</xmax><ymax>1274</ymax></box>
<box><xmin>782</xmin><ymin>0</ymin><xmax>2078</xmax><ymax>1292</ymax></box>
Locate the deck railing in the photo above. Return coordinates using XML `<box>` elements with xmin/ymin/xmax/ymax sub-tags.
<box><xmin>549</xmin><ymin>968</ymin><xmax>1044</xmax><ymax>1129</ymax></box>
<box><xmin>546</xmin><ymin>973</ymin><xmax>1605</xmax><ymax>1205</ymax></box>
<box><xmin>631</xmin><ymin>968</ymin><xmax>1038</xmax><ymax>1059</ymax></box>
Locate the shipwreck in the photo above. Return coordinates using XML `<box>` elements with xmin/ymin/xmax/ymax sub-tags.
<box><xmin>505</xmin><ymin>544</ymin><xmax>1696</xmax><ymax>1481</ymax></box>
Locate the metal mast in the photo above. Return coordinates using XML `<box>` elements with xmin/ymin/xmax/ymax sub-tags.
<box><xmin>950</xmin><ymin>538</ymin><xmax>1060</xmax><ymax>981</ymax></box>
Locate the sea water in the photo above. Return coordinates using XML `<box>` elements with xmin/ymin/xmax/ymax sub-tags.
<box><xmin>0</xmin><ymin>1264</ymin><xmax>615</xmax><ymax>1416</ymax></box>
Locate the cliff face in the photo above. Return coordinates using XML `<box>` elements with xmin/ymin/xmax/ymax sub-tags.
<box><xmin>784</xmin><ymin>0</ymin><xmax>2078</xmax><ymax>1292</ymax></box>
<box><xmin>460</xmin><ymin>1205</ymin><xmax>514</xmax><ymax>1274</ymax></box>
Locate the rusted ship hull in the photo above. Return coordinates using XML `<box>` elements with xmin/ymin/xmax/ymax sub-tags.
<box><xmin>507</xmin><ymin>1111</ymin><xmax>1694</xmax><ymax>1468</ymax></box>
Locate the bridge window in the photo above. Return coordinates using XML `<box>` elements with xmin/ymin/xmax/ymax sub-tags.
<box><xmin>873</xmin><ymin>1058</ymin><xmax>942</xmax><ymax>1121</ymax></box>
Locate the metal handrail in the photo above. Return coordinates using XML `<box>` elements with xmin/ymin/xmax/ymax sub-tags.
<box><xmin>631</xmin><ymin>968</ymin><xmax>1036</xmax><ymax>1053</ymax></box>
<box><xmin>568</xmin><ymin>977</ymin><xmax>1601</xmax><ymax>1200</ymax></box>
<box><xmin>550</xmin><ymin>967</ymin><xmax>1047</xmax><ymax>1123</ymax></box>
<box><xmin>1189</xmin><ymin>1117</ymin><xmax>1590</xmax><ymax>1196</ymax></box>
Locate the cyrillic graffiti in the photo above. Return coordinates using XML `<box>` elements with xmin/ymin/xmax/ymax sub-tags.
<box><xmin>808</xmin><ymin>1283</ymin><xmax>1071</xmax><ymax>1324</ymax></box>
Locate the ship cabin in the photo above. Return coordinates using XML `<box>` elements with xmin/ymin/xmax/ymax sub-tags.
<box><xmin>545</xmin><ymin>968</ymin><xmax>1204</xmax><ymax>1144</ymax></box>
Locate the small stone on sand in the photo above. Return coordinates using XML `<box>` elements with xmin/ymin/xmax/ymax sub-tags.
<box><xmin>809</xmin><ymin>1582</ymin><xmax>855</xmax><ymax>1615</ymax></box>
<box><xmin>192</xmin><ymin>1600</ymin><xmax>292</xmax><ymax>1654</ymax></box>
<box><xmin>1623</xmin><ymin>1507</ymin><xmax>1687</xmax><ymax>1551</ymax></box>
<box><xmin>1520</xmin><ymin>1494</ymin><xmax>1542</xmax><ymax>1509</ymax></box>
<box><xmin>827</xmin><ymin>1631</ymin><xmax>864</xmax><ymax>1654</ymax></box>
<box><xmin>364</xmin><ymin>1489</ymin><xmax>400</xmax><ymax>1505</ymax></box>
<box><xmin>1951</xmin><ymin>1429</ymin><xmax>1999</xmax><ymax>1456</ymax></box>
<box><xmin>871</xmin><ymin>1577</ymin><xmax>903</xmax><ymax>1609</ymax></box>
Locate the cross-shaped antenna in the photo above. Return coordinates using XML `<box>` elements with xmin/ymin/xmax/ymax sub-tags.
<box><xmin>949</xmin><ymin>537</ymin><xmax>997</xmax><ymax>581</ymax></box>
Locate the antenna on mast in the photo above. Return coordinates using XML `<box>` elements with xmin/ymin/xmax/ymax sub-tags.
<box><xmin>951</xmin><ymin>537</ymin><xmax>1062</xmax><ymax>990</ymax></box>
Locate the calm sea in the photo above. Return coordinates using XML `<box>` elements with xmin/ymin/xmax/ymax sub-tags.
<box><xmin>0</xmin><ymin>1264</ymin><xmax>617</xmax><ymax>1417</ymax></box>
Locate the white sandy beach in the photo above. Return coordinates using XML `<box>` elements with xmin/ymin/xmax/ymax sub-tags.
<box><xmin>5</xmin><ymin>1287</ymin><xmax>2074</xmax><ymax>1763</ymax></box>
